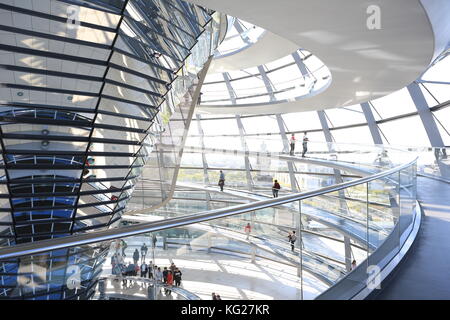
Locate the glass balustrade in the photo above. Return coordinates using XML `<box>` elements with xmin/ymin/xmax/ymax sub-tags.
<box><xmin>0</xmin><ymin>142</ymin><xmax>417</xmax><ymax>300</ymax></box>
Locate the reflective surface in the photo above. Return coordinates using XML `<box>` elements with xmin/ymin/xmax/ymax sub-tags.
<box><xmin>0</xmin><ymin>0</ymin><xmax>223</xmax><ymax>299</ymax></box>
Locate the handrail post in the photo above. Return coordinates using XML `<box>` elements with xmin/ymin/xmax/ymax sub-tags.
<box><xmin>299</xmin><ymin>200</ymin><xmax>303</xmax><ymax>300</ymax></box>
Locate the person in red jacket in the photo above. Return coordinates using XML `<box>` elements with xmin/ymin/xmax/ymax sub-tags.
<box><xmin>272</xmin><ymin>180</ymin><xmax>281</xmax><ymax>198</ymax></box>
<box><xmin>165</xmin><ymin>270</ymin><xmax>174</xmax><ymax>295</ymax></box>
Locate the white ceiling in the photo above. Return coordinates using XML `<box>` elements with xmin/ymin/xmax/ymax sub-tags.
<box><xmin>186</xmin><ymin>0</ymin><xmax>450</xmax><ymax>114</ymax></box>
<box><xmin>209</xmin><ymin>31</ymin><xmax>299</xmax><ymax>73</ymax></box>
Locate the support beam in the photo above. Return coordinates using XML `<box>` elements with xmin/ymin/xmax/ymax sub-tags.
<box><xmin>257</xmin><ymin>65</ymin><xmax>276</xmax><ymax>102</ymax></box>
<box><xmin>317</xmin><ymin>110</ymin><xmax>334</xmax><ymax>150</ymax></box>
<box><xmin>276</xmin><ymin>114</ymin><xmax>299</xmax><ymax>192</ymax></box>
<box><xmin>361</xmin><ymin>102</ymin><xmax>384</xmax><ymax>145</ymax></box>
<box><xmin>407</xmin><ymin>82</ymin><xmax>445</xmax><ymax>148</ymax></box>
<box><xmin>223</xmin><ymin>72</ymin><xmax>237</xmax><ymax>104</ymax></box>
<box><xmin>292</xmin><ymin>51</ymin><xmax>310</xmax><ymax>77</ymax></box>
<box><xmin>236</xmin><ymin>115</ymin><xmax>254</xmax><ymax>191</ymax></box>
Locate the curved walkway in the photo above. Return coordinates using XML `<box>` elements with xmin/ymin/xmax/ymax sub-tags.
<box><xmin>373</xmin><ymin>177</ymin><xmax>450</xmax><ymax>299</ymax></box>
<box><xmin>172</xmin><ymin>182</ymin><xmax>387</xmax><ymax>249</ymax></box>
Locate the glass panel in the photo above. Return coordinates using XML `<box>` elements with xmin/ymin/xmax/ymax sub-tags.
<box><xmin>378</xmin><ymin>116</ymin><xmax>430</xmax><ymax>147</ymax></box>
<box><xmin>399</xmin><ymin>166</ymin><xmax>415</xmax><ymax>243</ymax></box>
<box><xmin>367</xmin><ymin>172</ymin><xmax>400</xmax><ymax>275</ymax></box>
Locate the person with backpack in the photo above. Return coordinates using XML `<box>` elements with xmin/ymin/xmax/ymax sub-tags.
<box><xmin>288</xmin><ymin>231</ymin><xmax>297</xmax><ymax>252</ymax></box>
<box><xmin>272</xmin><ymin>180</ymin><xmax>281</xmax><ymax>198</ymax></box>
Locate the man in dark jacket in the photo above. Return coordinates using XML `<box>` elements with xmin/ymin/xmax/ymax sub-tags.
<box><xmin>173</xmin><ymin>268</ymin><xmax>182</xmax><ymax>287</ymax></box>
<box><xmin>162</xmin><ymin>267</ymin><xmax>169</xmax><ymax>284</ymax></box>
<box><xmin>140</xmin><ymin>261</ymin><xmax>148</xmax><ymax>277</ymax></box>
<box><xmin>133</xmin><ymin>249</ymin><xmax>140</xmax><ymax>265</ymax></box>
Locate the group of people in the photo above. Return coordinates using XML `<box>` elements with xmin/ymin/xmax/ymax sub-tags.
<box><xmin>111</xmin><ymin>258</ymin><xmax>183</xmax><ymax>291</ymax></box>
<box><xmin>290</xmin><ymin>132</ymin><xmax>309</xmax><ymax>157</ymax></box>
<box><xmin>157</xmin><ymin>263</ymin><xmax>183</xmax><ymax>294</ymax></box>
<box><xmin>111</xmin><ymin>241</ymin><xmax>183</xmax><ymax>293</ymax></box>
